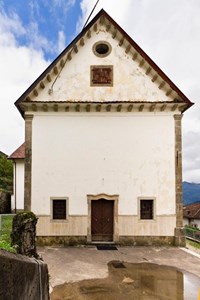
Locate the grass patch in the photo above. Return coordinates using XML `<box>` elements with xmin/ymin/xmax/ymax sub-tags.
<box><xmin>0</xmin><ymin>215</ymin><xmax>16</xmax><ymax>253</ymax></box>
<box><xmin>186</xmin><ymin>239</ymin><xmax>200</xmax><ymax>249</ymax></box>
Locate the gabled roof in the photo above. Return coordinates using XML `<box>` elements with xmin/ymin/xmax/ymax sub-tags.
<box><xmin>183</xmin><ymin>202</ymin><xmax>200</xmax><ymax>220</ymax></box>
<box><xmin>15</xmin><ymin>9</ymin><xmax>193</xmax><ymax>117</ymax></box>
<box><xmin>9</xmin><ymin>143</ymin><xmax>25</xmax><ymax>159</ymax></box>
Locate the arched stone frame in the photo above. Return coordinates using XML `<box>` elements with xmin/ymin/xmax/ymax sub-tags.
<box><xmin>87</xmin><ymin>193</ymin><xmax>119</xmax><ymax>242</ymax></box>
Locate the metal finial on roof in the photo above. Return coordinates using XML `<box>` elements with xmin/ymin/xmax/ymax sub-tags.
<box><xmin>48</xmin><ymin>0</ymin><xmax>101</xmax><ymax>95</ymax></box>
<box><xmin>83</xmin><ymin>0</ymin><xmax>100</xmax><ymax>30</ymax></box>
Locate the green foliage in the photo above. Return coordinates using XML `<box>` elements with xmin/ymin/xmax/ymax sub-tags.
<box><xmin>0</xmin><ymin>239</ymin><xmax>16</xmax><ymax>252</ymax></box>
<box><xmin>0</xmin><ymin>215</ymin><xmax>16</xmax><ymax>253</ymax></box>
<box><xmin>185</xmin><ymin>224</ymin><xmax>200</xmax><ymax>231</ymax></box>
<box><xmin>187</xmin><ymin>239</ymin><xmax>200</xmax><ymax>249</ymax></box>
<box><xmin>0</xmin><ymin>154</ymin><xmax>13</xmax><ymax>193</ymax></box>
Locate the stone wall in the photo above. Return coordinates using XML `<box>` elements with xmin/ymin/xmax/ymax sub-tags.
<box><xmin>0</xmin><ymin>249</ymin><xmax>49</xmax><ymax>300</ymax></box>
<box><xmin>36</xmin><ymin>235</ymin><xmax>175</xmax><ymax>246</ymax></box>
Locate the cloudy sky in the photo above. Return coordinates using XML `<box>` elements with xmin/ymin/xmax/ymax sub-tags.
<box><xmin>0</xmin><ymin>0</ymin><xmax>199</xmax><ymax>182</ymax></box>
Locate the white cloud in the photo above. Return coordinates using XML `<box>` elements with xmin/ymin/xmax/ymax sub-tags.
<box><xmin>0</xmin><ymin>8</ymin><xmax>49</xmax><ymax>155</ymax></box>
<box><xmin>0</xmin><ymin>9</ymin><xmax>25</xmax><ymax>46</ymax></box>
<box><xmin>50</xmin><ymin>0</ymin><xmax>76</xmax><ymax>13</ymax></box>
<box><xmin>183</xmin><ymin>130</ymin><xmax>200</xmax><ymax>183</ymax></box>
<box><xmin>0</xmin><ymin>3</ymin><xmax>53</xmax><ymax>54</ymax></box>
<box><xmin>29</xmin><ymin>0</ymin><xmax>41</xmax><ymax>20</ymax></box>
<box><xmin>78</xmin><ymin>0</ymin><xmax>133</xmax><ymax>31</ymax></box>
<box><xmin>79</xmin><ymin>0</ymin><xmax>200</xmax><ymax>182</ymax></box>
<box><xmin>57</xmin><ymin>30</ymin><xmax>66</xmax><ymax>53</ymax></box>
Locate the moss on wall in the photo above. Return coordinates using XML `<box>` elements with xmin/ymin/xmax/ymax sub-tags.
<box><xmin>11</xmin><ymin>212</ymin><xmax>38</xmax><ymax>257</ymax></box>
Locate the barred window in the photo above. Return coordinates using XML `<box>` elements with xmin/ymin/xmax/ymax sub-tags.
<box><xmin>52</xmin><ymin>199</ymin><xmax>67</xmax><ymax>220</ymax></box>
<box><xmin>140</xmin><ymin>199</ymin><xmax>154</xmax><ymax>220</ymax></box>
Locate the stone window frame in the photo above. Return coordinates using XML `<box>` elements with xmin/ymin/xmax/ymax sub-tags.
<box><xmin>92</xmin><ymin>41</ymin><xmax>112</xmax><ymax>58</ymax></box>
<box><xmin>138</xmin><ymin>197</ymin><xmax>156</xmax><ymax>222</ymax></box>
<box><xmin>50</xmin><ymin>197</ymin><xmax>69</xmax><ymax>222</ymax></box>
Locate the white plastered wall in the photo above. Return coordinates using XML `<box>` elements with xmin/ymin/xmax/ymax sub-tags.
<box><xmin>12</xmin><ymin>160</ymin><xmax>24</xmax><ymax>211</ymax></box>
<box><xmin>31</xmin><ymin>112</ymin><xmax>176</xmax><ymax>236</ymax></box>
<box><xmin>34</xmin><ymin>29</ymin><xmax>172</xmax><ymax>103</ymax></box>
<box><xmin>28</xmin><ymin>21</ymin><xmax>180</xmax><ymax>237</ymax></box>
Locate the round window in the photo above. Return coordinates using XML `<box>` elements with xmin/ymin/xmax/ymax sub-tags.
<box><xmin>93</xmin><ymin>41</ymin><xmax>111</xmax><ymax>57</ymax></box>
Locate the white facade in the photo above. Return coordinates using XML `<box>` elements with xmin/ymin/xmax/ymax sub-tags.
<box><xmin>32</xmin><ymin>113</ymin><xmax>176</xmax><ymax>216</ymax></box>
<box><xmin>11</xmin><ymin>160</ymin><xmax>24</xmax><ymax>211</ymax></box>
<box><xmin>15</xmin><ymin>10</ymin><xmax>193</xmax><ymax>245</ymax></box>
<box><xmin>33</xmin><ymin>112</ymin><xmax>176</xmax><ymax>237</ymax></box>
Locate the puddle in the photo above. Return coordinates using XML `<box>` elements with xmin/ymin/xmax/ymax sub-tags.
<box><xmin>51</xmin><ymin>261</ymin><xmax>200</xmax><ymax>300</ymax></box>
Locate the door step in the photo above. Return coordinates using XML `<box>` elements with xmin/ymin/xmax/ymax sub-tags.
<box><xmin>96</xmin><ymin>245</ymin><xmax>118</xmax><ymax>250</ymax></box>
<box><xmin>88</xmin><ymin>241</ymin><xmax>120</xmax><ymax>245</ymax></box>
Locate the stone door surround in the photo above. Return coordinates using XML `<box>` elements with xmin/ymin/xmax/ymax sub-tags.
<box><xmin>87</xmin><ymin>193</ymin><xmax>119</xmax><ymax>242</ymax></box>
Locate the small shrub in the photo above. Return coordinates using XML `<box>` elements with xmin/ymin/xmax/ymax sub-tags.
<box><xmin>0</xmin><ymin>215</ymin><xmax>15</xmax><ymax>252</ymax></box>
<box><xmin>185</xmin><ymin>224</ymin><xmax>199</xmax><ymax>231</ymax></box>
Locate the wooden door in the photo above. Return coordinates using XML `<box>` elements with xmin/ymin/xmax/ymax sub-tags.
<box><xmin>91</xmin><ymin>199</ymin><xmax>114</xmax><ymax>241</ymax></box>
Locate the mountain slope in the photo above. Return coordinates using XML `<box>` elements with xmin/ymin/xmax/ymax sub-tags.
<box><xmin>182</xmin><ymin>181</ymin><xmax>200</xmax><ymax>205</ymax></box>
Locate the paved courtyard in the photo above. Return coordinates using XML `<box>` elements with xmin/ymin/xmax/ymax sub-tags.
<box><xmin>38</xmin><ymin>245</ymin><xmax>200</xmax><ymax>291</ymax></box>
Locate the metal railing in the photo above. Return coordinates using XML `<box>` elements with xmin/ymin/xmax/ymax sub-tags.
<box><xmin>184</xmin><ymin>227</ymin><xmax>200</xmax><ymax>243</ymax></box>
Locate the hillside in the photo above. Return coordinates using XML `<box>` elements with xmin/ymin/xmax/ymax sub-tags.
<box><xmin>183</xmin><ymin>181</ymin><xmax>200</xmax><ymax>205</ymax></box>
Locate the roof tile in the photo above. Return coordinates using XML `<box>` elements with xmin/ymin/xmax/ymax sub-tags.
<box><xmin>183</xmin><ymin>202</ymin><xmax>200</xmax><ymax>219</ymax></box>
<box><xmin>9</xmin><ymin>143</ymin><xmax>25</xmax><ymax>159</ymax></box>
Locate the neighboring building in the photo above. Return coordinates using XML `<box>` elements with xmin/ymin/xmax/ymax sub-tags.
<box><xmin>9</xmin><ymin>143</ymin><xmax>25</xmax><ymax>212</ymax></box>
<box><xmin>14</xmin><ymin>10</ymin><xmax>193</xmax><ymax>246</ymax></box>
<box><xmin>183</xmin><ymin>202</ymin><xmax>200</xmax><ymax>229</ymax></box>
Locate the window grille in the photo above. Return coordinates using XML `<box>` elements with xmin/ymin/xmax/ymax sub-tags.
<box><xmin>140</xmin><ymin>199</ymin><xmax>153</xmax><ymax>219</ymax></box>
<box><xmin>53</xmin><ymin>199</ymin><xmax>66</xmax><ymax>220</ymax></box>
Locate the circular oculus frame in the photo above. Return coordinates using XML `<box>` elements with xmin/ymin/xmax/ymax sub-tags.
<box><xmin>93</xmin><ymin>41</ymin><xmax>112</xmax><ymax>57</ymax></box>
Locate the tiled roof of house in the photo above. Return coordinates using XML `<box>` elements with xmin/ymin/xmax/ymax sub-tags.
<box><xmin>9</xmin><ymin>143</ymin><xmax>25</xmax><ymax>159</ymax></box>
<box><xmin>183</xmin><ymin>202</ymin><xmax>200</xmax><ymax>219</ymax></box>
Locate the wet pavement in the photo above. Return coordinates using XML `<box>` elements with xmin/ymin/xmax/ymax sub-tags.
<box><xmin>38</xmin><ymin>246</ymin><xmax>200</xmax><ymax>299</ymax></box>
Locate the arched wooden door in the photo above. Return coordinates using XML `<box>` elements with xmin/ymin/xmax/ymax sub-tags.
<box><xmin>91</xmin><ymin>199</ymin><xmax>114</xmax><ymax>241</ymax></box>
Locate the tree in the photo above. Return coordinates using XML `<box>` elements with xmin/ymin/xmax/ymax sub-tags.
<box><xmin>0</xmin><ymin>153</ymin><xmax>13</xmax><ymax>193</ymax></box>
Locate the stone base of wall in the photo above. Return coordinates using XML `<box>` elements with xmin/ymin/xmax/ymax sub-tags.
<box><xmin>37</xmin><ymin>236</ymin><xmax>87</xmax><ymax>246</ymax></box>
<box><xmin>36</xmin><ymin>235</ymin><xmax>180</xmax><ymax>247</ymax></box>
<box><xmin>119</xmin><ymin>236</ymin><xmax>175</xmax><ymax>246</ymax></box>
<box><xmin>174</xmin><ymin>227</ymin><xmax>186</xmax><ymax>247</ymax></box>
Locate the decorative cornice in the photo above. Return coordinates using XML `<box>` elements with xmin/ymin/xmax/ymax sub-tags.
<box><xmin>21</xmin><ymin>101</ymin><xmax>186</xmax><ymax>114</ymax></box>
